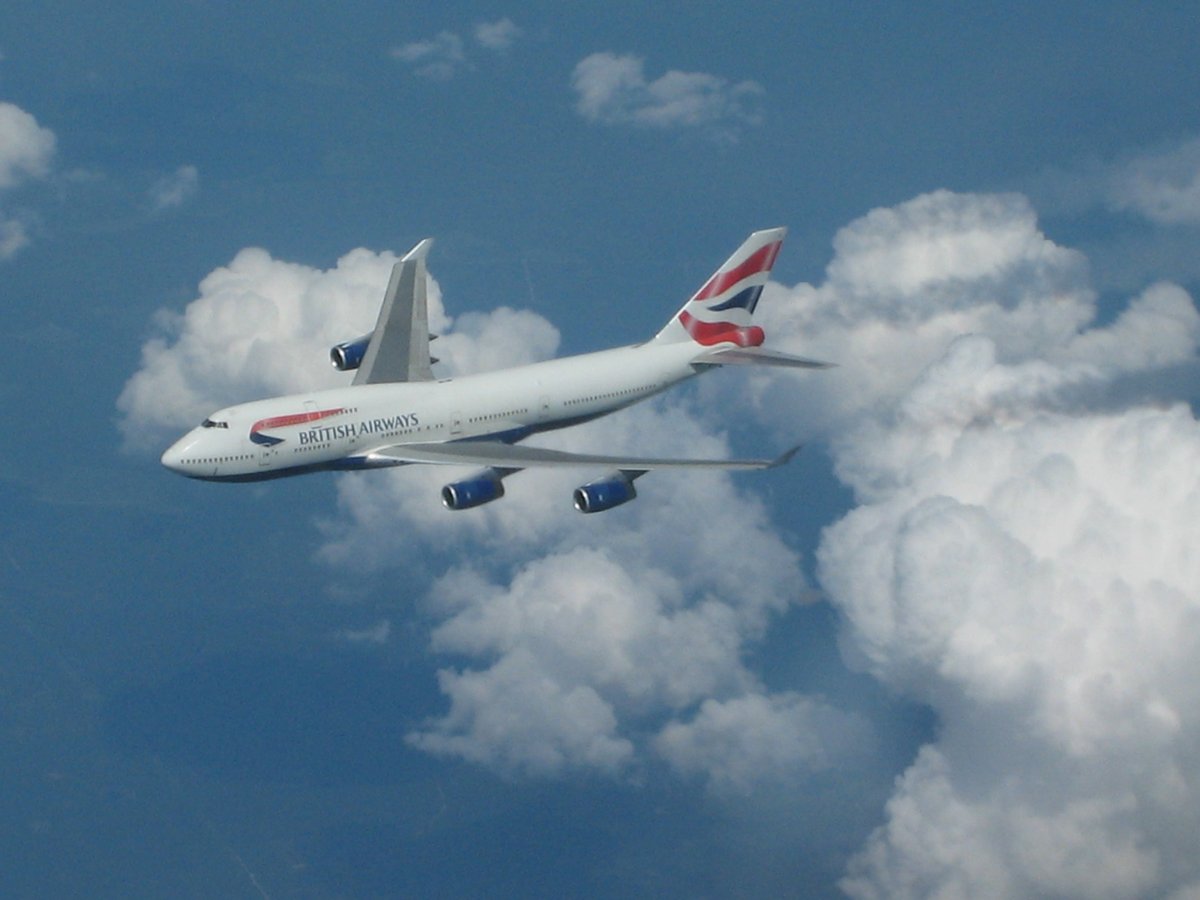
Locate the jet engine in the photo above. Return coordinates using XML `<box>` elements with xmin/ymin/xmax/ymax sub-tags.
<box><xmin>330</xmin><ymin>332</ymin><xmax>373</xmax><ymax>371</ymax></box>
<box><xmin>331</xmin><ymin>331</ymin><xmax>439</xmax><ymax>371</ymax></box>
<box><xmin>573</xmin><ymin>472</ymin><xmax>638</xmax><ymax>513</ymax></box>
<box><xmin>442</xmin><ymin>470</ymin><xmax>506</xmax><ymax>510</ymax></box>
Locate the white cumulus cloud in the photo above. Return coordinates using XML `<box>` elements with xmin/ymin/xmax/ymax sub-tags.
<box><xmin>742</xmin><ymin>189</ymin><xmax>1196</xmax><ymax>443</ymax></box>
<box><xmin>827</xmin><ymin>395</ymin><xmax>1200</xmax><ymax>898</ymax></box>
<box><xmin>656</xmin><ymin>692</ymin><xmax>871</xmax><ymax>796</ymax></box>
<box><xmin>0</xmin><ymin>100</ymin><xmax>55</xmax><ymax>259</ymax></box>
<box><xmin>571</xmin><ymin>53</ymin><xmax>763</xmax><ymax>137</ymax></box>
<box><xmin>742</xmin><ymin>188</ymin><xmax>1200</xmax><ymax>898</ymax></box>
<box><xmin>405</xmin><ymin>539</ymin><xmax>794</xmax><ymax>779</ymax></box>
<box><xmin>117</xmin><ymin>245</ymin><xmax>450</xmax><ymax>448</ymax></box>
<box><xmin>0</xmin><ymin>101</ymin><xmax>54</xmax><ymax>188</ymax></box>
<box><xmin>322</xmin><ymin>404</ymin><xmax>836</xmax><ymax>783</ymax></box>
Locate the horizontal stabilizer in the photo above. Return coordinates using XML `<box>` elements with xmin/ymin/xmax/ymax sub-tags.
<box><xmin>372</xmin><ymin>440</ymin><xmax>801</xmax><ymax>472</ymax></box>
<box><xmin>691</xmin><ymin>346</ymin><xmax>835</xmax><ymax>369</ymax></box>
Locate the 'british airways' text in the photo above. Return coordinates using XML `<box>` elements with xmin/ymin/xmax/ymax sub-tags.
<box><xmin>297</xmin><ymin>413</ymin><xmax>419</xmax><ymax>445</ymax></box>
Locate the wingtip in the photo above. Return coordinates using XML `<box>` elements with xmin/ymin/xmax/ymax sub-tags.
<box><xmin>402</xmin><ymin>238</ymin><xmax>434</xmax><ymax>262</ymax></box>
<box><xmin>772</xmin><ymin>444</ymin><xmax>803</xmax><ymax>468</ymax></box>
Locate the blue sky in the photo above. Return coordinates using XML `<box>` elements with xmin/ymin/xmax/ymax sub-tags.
<box><xmin>4</xmin><ymin>4</ymin><xmax>1200</xmax><ymax>897</ymax></box>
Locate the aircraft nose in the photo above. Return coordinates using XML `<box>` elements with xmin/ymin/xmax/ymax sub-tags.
<box><xmin>161</xmin><ymin>438</ymin><xmax>188</xmax><ymax>474</ymax></box>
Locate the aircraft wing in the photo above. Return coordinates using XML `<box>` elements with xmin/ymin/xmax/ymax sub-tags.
<box><xmin>353</xmin><ymin>239</ymin><xmax>437</xmax><ymax>385</ymax></box>
<box><xmin>370</xmin><ymin>440</ymin><xmax>800</xmax><ymax>471</ymax></box>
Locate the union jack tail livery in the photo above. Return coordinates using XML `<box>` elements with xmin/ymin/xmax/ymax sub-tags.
<box><xmin>652</xmin><ymin>227</ymin><xmax>786</xmax><ymax>348</ymax></box>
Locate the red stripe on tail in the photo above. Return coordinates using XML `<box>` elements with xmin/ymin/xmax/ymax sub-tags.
<box><xmin>691</xmin><ymin>241</ymin><xmax>782</xmax><ymax>302</ymax></box>
<box><xmin>678</xmin><ymin>311</ymin><xmax>765</xmax><ymax>347</ymax></box>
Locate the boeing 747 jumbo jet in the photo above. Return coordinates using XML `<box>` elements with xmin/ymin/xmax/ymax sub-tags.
<box><xmin>161</xmin><ymin>229</ymin><xmax>831</xmax><ymax>512</ymax></box>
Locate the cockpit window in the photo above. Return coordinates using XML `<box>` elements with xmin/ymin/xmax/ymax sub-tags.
<box><xmin>201</xmin><ymin>418</ymin><xmax>229</xmax><ymax>429</ymax></box>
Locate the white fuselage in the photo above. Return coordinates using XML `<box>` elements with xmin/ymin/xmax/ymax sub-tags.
<box><xmin>160</xmin><ymin>341</ymin><xmax>703</xmax><ymax>481</ymax></box>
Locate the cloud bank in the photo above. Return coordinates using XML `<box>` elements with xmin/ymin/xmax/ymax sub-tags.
<box><xmin>742</xmin><ymin>189</ymin><xmax>1200</xmax><ymax>898</ymax></box>
<box><xmin>320</xmin><ymin>395</ymin><xmax>851</xmax><ymax>786</ymax></box>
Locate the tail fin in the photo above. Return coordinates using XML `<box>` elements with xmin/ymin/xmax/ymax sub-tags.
<box><xmin>651</xmin><ymin>227</ymin><xmax>786</xmax><ymax>347</ymax></box>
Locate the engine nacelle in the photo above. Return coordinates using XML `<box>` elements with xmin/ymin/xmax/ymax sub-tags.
<box><xmin>442</xmin><ymin>471</ymin><xmax>506</xmax><ymax>510</ymax></box>
<box><xmin>573</xmin><ymin>472</ymin><xmax>638</xmax><ymax>514</ymax></box>
<box><xmin>330</xmin><ymin>332</ymin><xmax>373</xmax><ymax>371</ymax></box>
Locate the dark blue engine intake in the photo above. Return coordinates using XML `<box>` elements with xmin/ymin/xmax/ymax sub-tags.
<box><xmin>330</xmin><ymin>332</ymin><xmax>374</xmax><ymax>371</ymax></box>
<box><xmin>442</xmin><ymin>472</ymin><xmax>506</xmax><ymax>510</ymax></box>
<box><xmin>573</xmin><ymin>473</ymin><xmax>638</xmax><ymax>513</ymax></box>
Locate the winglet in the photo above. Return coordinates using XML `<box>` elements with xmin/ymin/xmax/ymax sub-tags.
<box><xmin>402</xmin><ymin>238</ymin><xmax>433</xmax><ymax>262</ymax></box>
<box><xmin>771</xmin><ymin>444</ymin><xmax>803</xmax><ymax>468</ymax></box>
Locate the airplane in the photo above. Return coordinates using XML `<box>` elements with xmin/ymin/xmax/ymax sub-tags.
<box><xmin>160</xmin><ymin>228</ymin><xmax>831</xmax><ymax>513</ymax></box>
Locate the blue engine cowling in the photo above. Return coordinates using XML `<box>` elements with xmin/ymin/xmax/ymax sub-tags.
<box><xmin>573</xmin><ymin>473</ymin><xmax>638</xmax><ymax>513</ymax></box>
<box><xmin>442</xmin><ymin>472</ymin><xmax>506</xmax><ymax>510</ymax></box>
<box><xmin>330</xmin><ymin>332</ymin><xmax>374</xmax><ymax>371</ymax></box>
